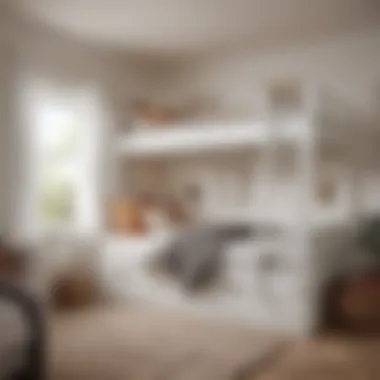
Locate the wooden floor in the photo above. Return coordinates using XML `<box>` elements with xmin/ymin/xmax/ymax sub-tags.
<box><xmin>49</xmin><ymin>304</ymin><xmax>380</xmax><ymax>380</ymax></box>
<box><xmin>254</xmin><ymin>336</ymin><xmax>380</xmax><ymax>380</ymax></box>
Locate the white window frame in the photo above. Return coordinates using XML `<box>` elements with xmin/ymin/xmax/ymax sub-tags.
<box><xmin>17</xmin><ymin>76</ymin><xmax>104</xmax><ymax>240</ymax></box>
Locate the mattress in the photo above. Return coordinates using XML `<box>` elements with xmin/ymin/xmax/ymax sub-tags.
<box><xmin>105</xmin><ymin>223</ymin><xmax>355</xmax><ymax>336</ymax></box>
<box><xmin>111</xmin><ymin>236</ymin><xmax>305</xmax><ymax>334</ymax></box>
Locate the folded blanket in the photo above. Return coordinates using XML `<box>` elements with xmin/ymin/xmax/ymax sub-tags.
<box><xmin>156</xmin><ymin>222</ymin><xmax>256</xmax><ymax>292</ymax></box>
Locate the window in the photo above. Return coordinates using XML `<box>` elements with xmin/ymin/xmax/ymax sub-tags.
<box><xmin>35</xmin><ymin>103</ymin><xmax>81</xmax><ymax>225</ymax></box>
<box><xmin>21</xmin><ymin>81</ymin><xmax>102</xmax><ymax>236</ymax></box>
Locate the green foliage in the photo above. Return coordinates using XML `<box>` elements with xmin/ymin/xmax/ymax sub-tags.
<box><xmin>38</xmin><ymin>122</ymin><xmax>81</xmax><ymax>224</ymax></box>
<box><xmin>39</xmin><ymin>180</ymin><xmax>74</xmax><ymax>223</ymax></box>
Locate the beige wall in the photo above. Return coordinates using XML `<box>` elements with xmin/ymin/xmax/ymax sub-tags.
<box><xmin>0</xmin><ymin>5</ymin><xmax>15</xmax><ymax>237</ymax></box>
<box><xmin>149</xmin><ymin>26</ymin><xmax>380</xmax><ymax>114</ymax></box>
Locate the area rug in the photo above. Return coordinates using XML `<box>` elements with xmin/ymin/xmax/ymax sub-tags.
<box><xmin>49</xmin><ymin>305</ymin><xmax>292</xmax><ymax>380</ymax></box>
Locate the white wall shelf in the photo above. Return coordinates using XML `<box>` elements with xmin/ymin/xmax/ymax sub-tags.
<box><xmin>111</xmin><ymin>83</ymin><xmax>377</xmax><ymax>237</ymax></box>
<box><xmin>117</xmin><ymin>118</ymin><xmax>308</xmax><ymax>158</ymax></box>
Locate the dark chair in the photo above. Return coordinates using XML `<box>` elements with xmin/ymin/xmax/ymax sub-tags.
<box><xmin>0</xmin><ymin>281</ymin><xmax>46</xmax><ymax>380</ymax></box>
<box><xmin>0</xmin><ymin>281</ymin><xmax>45</xmax><ymax>379</ymax></box>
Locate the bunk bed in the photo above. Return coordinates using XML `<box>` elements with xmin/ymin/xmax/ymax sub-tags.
<box><xmin>102</xmin><ymin>82</ymin><xmax>378</xmax><ymax>336</ymax></box>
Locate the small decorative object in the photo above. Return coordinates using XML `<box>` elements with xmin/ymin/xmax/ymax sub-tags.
<box><xmin>108</xmin><ymin>197</ymin><xmax>146</xmax><ymax>235</ymax></box>
<box><xmin>52</xmin><ymin>269</ymin><xmax>97</xmax><ymax>310</ymax></box>
<box><xmin>132</xmin><ymin>100</ymin><xmax>171</xmax><ymax>126</ymax></box>
<box><xmin>132</xmin><ymin>100</ymin><xmax>186</xmax><ymax>126</ymax></box>
<box><xmin>137</xmin><ymin>192</ymin><xmax>171</xmax><ymax>233</ymax></box>
<box><xmin>137</xmin><ymin>191</ymin><xmax>192</xmax><ymax>231</ymax></box>
<box><xmin>163</xmin><ymin>195</ymin><xmax>190</xmax><ymax>226</ymax></box>
<box><xmin>131</xmin><ymin>96</ymin><xmax>218</xmax><ymax>128</ymax></box>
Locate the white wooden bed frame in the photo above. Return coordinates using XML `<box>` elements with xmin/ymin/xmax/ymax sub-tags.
<box><xmin>103</xmin><ymin>82</ymin><xmax>378</xmax><ymax>336</ymax></box>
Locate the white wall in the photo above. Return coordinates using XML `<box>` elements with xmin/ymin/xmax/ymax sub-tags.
<box><xmin>159</xmin><ymin>26</ymin><xmax>380</xmax><ymax>114</ymax></box>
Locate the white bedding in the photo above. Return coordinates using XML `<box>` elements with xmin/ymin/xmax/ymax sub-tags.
<box><xmin>103</xmin><ymin>223</ymin><xmax>355</xmax><ymax>336</ymax></box>
<box><xmin>104</xmin><ymin>234</ymin><xmax>304</xmax><ymax>333</ymax></box>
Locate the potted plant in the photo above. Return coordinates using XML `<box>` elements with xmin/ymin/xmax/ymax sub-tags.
<box><xmin>340</xmin><ymin>215</ymin><xmax>380</xmax><ymax>332</ymax></box>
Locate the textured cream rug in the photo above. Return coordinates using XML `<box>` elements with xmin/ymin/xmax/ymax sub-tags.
<box><xmin>49</xmin><ymin>305</ymin><xmax>291</xmax><ymax>380</ymax></box>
